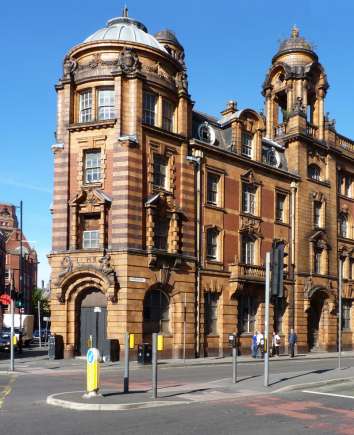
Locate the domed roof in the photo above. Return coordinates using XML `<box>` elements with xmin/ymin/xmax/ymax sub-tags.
<box><xmin>155</xmin><ymin>29</ymin><xmax>183</xmax><ymax>48</ymax></box>
<box><xmin>274</xmin><ymin>26</ymin><xmax>316</xmax><ymax>61</ymax></box>
<box><xmin>84</xmin><ymin>8</ymin><xmax>167</xmax><ymax>53</ymax></box>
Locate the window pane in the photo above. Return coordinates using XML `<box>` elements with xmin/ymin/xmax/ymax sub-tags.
<box><xmin>153</xmin><ymin>155</ymin><xmax>168</xmax><ymax>188</ymax></box>
<box><xmin>276</xmin><ymin>193</ymin><xmax>285</xmax><ymax>222</ymax></box>
<box><xmin>84</xmin><ymin>151</ymin><xmax>101</xmax><ymax>183</ymax></box>
<box><xmin>162</xmin><ymin>99</ymin><xmax>174</xmax><ymax>132</ymax></box>
<box><xmin>79</xmin><ymin>90</ymin><xmax>92</xmax><ymax>123</ymax></box>
<box><xmin>241</xmin><ymin>132</ymin><xmax>252</xmax><ymax>157</ymax></box>
<box><xmin>207</xmin><ymin>229</ymin><xmax>218</xmax><ymax>260</ymax></box>
<box><xmin>242</xmin><ymin>185</ymin><xmax>256</xmax><ymax>214</ymax></box>
<box><xmin>83</xmin><ymin>230</ymin><xmax>99</xmax><ymax>249</ymax></box>
<box><xmin>98</xmin><ymin>89</ymin><xmax>115</xmax><ymax>120</ymax></box>
<box><xmin>143</xmin><ymin>92</ymin><xmax>156</xmax><ymax>126</ymax></box>
<box><xmin>207</xmin><ymin>173</ymin><xmax>219</xmax><ymax>205</ymax></box>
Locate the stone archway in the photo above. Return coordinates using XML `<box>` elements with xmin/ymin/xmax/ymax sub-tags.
<box><xmin>307</xmin><ymin>287</ymin><xmax>328</xmax><ymax>351</ymax></box>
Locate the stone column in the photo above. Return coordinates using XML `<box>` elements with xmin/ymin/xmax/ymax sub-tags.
<box><xmin>317</xmin><ymin>88</ymin><xmax>325</xmax><ymax>140</ymax></box>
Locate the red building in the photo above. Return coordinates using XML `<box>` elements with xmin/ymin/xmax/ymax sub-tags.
<box><xmin>0</xmin><ymin>204</ymin><xmax>38</xmax><ymax>316</ymax></box>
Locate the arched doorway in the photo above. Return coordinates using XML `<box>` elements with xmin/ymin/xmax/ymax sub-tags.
<box><xmin>308</xmin><ymin>289</ymin><xmax>326</xmax><ymax>351</ymax></box>
<box><xmin>77</xmin><ymin>288</ymin><xmax>108</xmax><ymax>357</ymax></box>
<box><xmin>143</xmin><ymin>288</ymin><xmax>170</xmax><ymax>341</ymax></box>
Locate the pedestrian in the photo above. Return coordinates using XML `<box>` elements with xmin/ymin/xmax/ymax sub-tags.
<box><xmin>257</xmin><ymin>331</ymin><xmax>264</xmax><ymax>359</ymax></box>
<box><xmin>272</xmin><ymin>331</ymin><xmax>281</xmax><ymax>357</ymax></box>
<box><xmin>288</xmin><ymin>328</ymin><xmax>297</xmax><ymax>358</ymax></box>
<box><xmin>251</xmin><ymin>331</ymin><xmax>258</xmax><ymax>358</ymax></box>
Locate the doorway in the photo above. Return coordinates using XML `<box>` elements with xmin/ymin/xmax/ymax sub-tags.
<box><xmin>79</xmin><ymin>289</ymin><xmax>109</xmax><ymax>357</ymax></box>
<box><xmin>308</xmin><ymin>291</ymin><xmax>325</xmax><ymax>351</ymax></box>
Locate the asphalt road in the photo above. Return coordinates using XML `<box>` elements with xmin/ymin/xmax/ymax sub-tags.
<box><xmin>0</xmin><ymin>356</ymin><xmax>353</xmax><ymax>435</ymax></box>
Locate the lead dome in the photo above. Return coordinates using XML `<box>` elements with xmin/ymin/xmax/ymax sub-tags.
<box><xmin>84</xmin><ymin>8</ymin><xmax>167</xmax><ymax>53</ymax></box>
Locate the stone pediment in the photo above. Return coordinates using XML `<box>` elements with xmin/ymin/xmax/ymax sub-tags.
<box><xmin>71</xmin><ymin>189</ymin><xmax>112</xmax><ymax>207</ymax></box>
<box><xmin>309</xmin><ymin>229</ymin><xmax>330</xmax><ymax>250</ymax></box>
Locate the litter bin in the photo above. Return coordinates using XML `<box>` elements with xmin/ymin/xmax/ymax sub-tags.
<box><xmin>137</xmin><ymin>343</ymin><xmax>152</xmax><ymax>364</ymax></box>
<box><xmin>48</xmin><ymin>334</ymin><xmax>64</xmax><ymax>360</ymax></box>
<box><xmin>110</xmin><ymin>339</ymin><xmax>120</xmax><ymax>362</ymax></box>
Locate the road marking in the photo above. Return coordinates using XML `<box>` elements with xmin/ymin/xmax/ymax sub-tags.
<box><xmin>0</xmin><ymin>376</ymin><xmax>16</xmax><ymax>409</ymax></box>
<box><xmin>303</xmin><ymin>390</ymin><xmax>354</xmax><ymax>400</ymax></box>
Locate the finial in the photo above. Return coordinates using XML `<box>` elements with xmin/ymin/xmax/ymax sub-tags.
<box><xmin>122</xmin><ymin>4</ymin><xmax>128</xmax><ymax>17</ymax></box>
<box><xmin>291</xmin><ymin>25</ymin><xmax>299</xmax><ymax>38</ymax></box>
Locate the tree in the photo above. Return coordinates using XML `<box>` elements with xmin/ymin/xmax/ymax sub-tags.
<box><xmin>32</xmin><ymin>287</ymin><xmax>50</xmax><ymax>318</ymax></box>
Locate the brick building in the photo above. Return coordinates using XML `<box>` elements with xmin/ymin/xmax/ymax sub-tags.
<box><xmin>0</xmin><ymin>204</ymin><xmax>38</xmax><ymax>316</ymax></box>
<box><xmin>49</xmin><ymin>10</ymin><xmax>354</xmax><ymax>359</ymax></box>
<box><xmin>0</xmin><ymin>230</ymin><xmax>5</xmax><ymax>325</ymax></box>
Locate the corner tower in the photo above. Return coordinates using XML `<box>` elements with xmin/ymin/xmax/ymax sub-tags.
<box><xmin>49</xmin><ymin>9</ymin><xmax>195</xmax><ymax>359</ymax></box>
<box><xmin>263</xmin><ymin>26</ymin><xmax>329</xmax><ymax>141</ymax></box>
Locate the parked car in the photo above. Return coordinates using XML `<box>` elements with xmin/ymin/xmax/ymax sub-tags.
<box><xmin>0</xmin><ymin>329</ymin><xmax>11</xmax><ymax>351</ymax></box>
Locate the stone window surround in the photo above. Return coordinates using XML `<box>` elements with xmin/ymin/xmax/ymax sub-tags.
<box><xmin>143</xmin><ymin>88</ymin><xmax>177</xmax><ymax>134</ymax></box>
<box><xmin>204</xmin><ymin>225</ymin><xmax>224</xmax><ymax>265</ymax></box>
<box><xmin>274</xmin><ymin>188</ymin><xmax>290</xmax><ymax>224</ymax></box>
<box><xmin>77</xmin><ymin>136</ymin><xmax>107</xmax><ymax>190</ymax></box>
<box><xmin>204</xmin><ymin>165</ymin><xmax>225</xmax><ymax>209</ymax></box>
<box><xmin>148</xmin><ymin>142</ymin><xmax>176</xmax><ymax>195</ymax></box>
<box><xmin>75</xmin><ymin>82</ymin><xmax>116</xmax><ymax>124</ymax></box>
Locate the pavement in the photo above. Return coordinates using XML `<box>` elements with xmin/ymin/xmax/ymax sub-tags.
<box><xmin>1</xmin><ymin>346</ymin><xmax>354</xmax><ymax>373</ymax></box>
<box><xmin>44</xmin><ymin>357</ymin><xmax>354</xmax><ymax>411</ymax></box>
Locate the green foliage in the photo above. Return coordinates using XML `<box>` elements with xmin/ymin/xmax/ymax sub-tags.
<box><xmin>32</xmin><ymin>287</ymin><xmax>50</xmax><ymax>316</ymax></box>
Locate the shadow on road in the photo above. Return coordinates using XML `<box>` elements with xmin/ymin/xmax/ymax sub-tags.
<box><xmin>268</xmin><ymin>368</ymin><xmax>333</xmax><ymax>386</ymax></box>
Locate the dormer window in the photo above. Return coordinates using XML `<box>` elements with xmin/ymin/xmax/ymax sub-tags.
<box><xmin>79</xmin><ymin>90</ymin><xmax>92</xmax><ymax>123</ymax></box>
<box><xmin>308</xmin><ymin>164</ymin><xmax>321</xmax><ymax>181</ymax></box>
<box><xmin>198</xmin><ymin>122</ymin><xmax>216</xmax><ymax>145</ymax></box>
<box><xmin>241</xmin><ymin>132</ymin><xmax>253</xmax><ymax>157</ymax></box>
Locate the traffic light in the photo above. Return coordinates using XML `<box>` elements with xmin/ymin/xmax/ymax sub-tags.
<box><xmin>271</xmin><ymin>241</ymin><xmax>287</xmax><ymax>297</ymax></box>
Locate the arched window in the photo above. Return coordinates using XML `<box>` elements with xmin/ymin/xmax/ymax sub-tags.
<box><xmin>308</xmin><ymin>164</ymin><xmax>321</xmax><ymax>181</ymax></box>
<box><xmin>143</xmin><ymin>289</ymin><xmax>170</xmax><ymax>335</ymax></box>
<box><xmin>339</xmin><ymin>214</ymin><xmax>348</xmax><ymax>238</ymax></box>
<box><xmin>206</xmin><ymin>228</ymin><xmax>219</xmax><ymax>260</ymax></box>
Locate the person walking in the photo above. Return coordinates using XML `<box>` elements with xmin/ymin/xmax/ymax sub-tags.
<box><xmin>257</xmin><ymin>331</ymin><xmax>265</xmax><ymax>359</ymax></box>
<box><xmin>251</xmin><ymin>331</ymin><xmax>258</xmax><ymax>358</ymax></box>
<box><xmin>288</xmin><ymin>328</ymin><xmax>297</xmax><ymax>358</ymax></box>
<box><xmin>272</xmin><ymin>331</ymin><xmax>281</xmax><ymax>357</ymax></box>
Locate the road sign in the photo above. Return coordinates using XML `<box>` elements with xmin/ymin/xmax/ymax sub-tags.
<box><xmin>129</xmin><ymin>333</ymin><xmax>135</xmax><ymax>349</ymax></box>
<box><xmin>0</xmin><ymin>294</ymin><xmax>11</xmax><ymax>305</ymax></box>
<box><xmin>86</xmin><ymin>348</ymin><xmax>100</xmax><ymax>396</ymax></box>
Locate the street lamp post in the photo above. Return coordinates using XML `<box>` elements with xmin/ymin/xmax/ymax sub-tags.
<box><xmin>338</xmin><ymin>257</ymin><xmax>343</xmax><ymax>370</ymax></box>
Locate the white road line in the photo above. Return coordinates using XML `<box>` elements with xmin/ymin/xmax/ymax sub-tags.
<box><xmin>302</xmin><ymin>390</ymin><xmax>354</xmax><ymax>400</ymax></box>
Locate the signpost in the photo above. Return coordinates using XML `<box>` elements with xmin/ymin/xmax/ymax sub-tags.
<box><xmin>229</xmin><ymin>334</ymin><xmax>237</xmax><ymax>384</ymax></box>
<box><xmin>84</xmin><ymin>348</ymin><xmax>100</xmax><ymax>398</ymax></box>
<box><xmin>124</xmin><ymin>333</ymin><xmax>129</xmax><ymax>393</ymax></box>
<box><xmin>264</xmin><ymin>252</ymin><xmax>271</xmax><ymax>387</ymax></box>
<box><xmin>152</xmin><ymin>333</ymin><xmax>163</xmax><ymax>399</ymax></box>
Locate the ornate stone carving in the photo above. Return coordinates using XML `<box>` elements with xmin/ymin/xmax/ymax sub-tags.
<box><xmin>114</xmin><ymin>48</ymin><xmax>140</xmax><ymax>75</ymax></box>
<box><xmin>99</xmin><ymin>254</ymin><xmax>115</xmax><ymax>278</ymax></box>
<box><xmin>88</xmin><ymin>53</ymin><xmax>102</xmax><ymax>69</ymax></box>
<box><xmin>63</xmin><ymin>56</ymin><xmax>77</xmax><ymax>79</ymax></box>
<box><xmin>175</xmin><ymin>70</ymin><xmax>188</xmax><ymax>92</ymax></box>
<box><xmin>292</xmin><ymin>96</ymin><xmax>306</xmax><ymax>115</ymax></box>
<box><xmin>57</xmin><ymin>256</ymin><xmax>73</xmax><ymax>283</ymax></box>
<box><xmin>308</xmin><ymin>148</ymin><xmax>326</xmax><ymax>163</ymax></box>
<box><xmin>240</xmin><ymin>216</ymin><xmax>262</xmax><ymax>236</ymax></box>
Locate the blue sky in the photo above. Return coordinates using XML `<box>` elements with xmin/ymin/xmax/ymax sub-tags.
<box><xmin>1</xmin><ymin>0</ymin><xmax>354</xmax><ymax>286</ymax></box>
